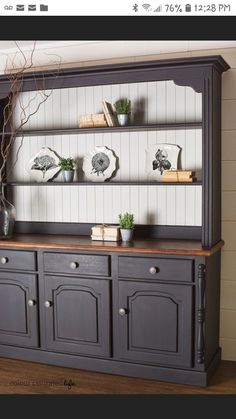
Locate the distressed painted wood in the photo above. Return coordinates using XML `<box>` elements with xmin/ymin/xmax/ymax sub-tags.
<box><xmin>197</xmin><ymin>264</ymin><xmax>206</xmax><ymax>364</ymax></box>
<box><xmin>43</xmin><ymin>275</ymin><xmax>111</xmax><ymax>357</ymax></box>
<box><xmin>0</xmin><ymin>234</ymin><xmax>224</xmax><ymax>256</ymax></box>
<box><xmin>0</xmin><ymin>272</ymin><xmax>38</xmax><ymax>348</ymax></box>
<box><xmin>117</xmin><ymin>280</ymin><xmax>193</xmax><ymax>367</ymax></box>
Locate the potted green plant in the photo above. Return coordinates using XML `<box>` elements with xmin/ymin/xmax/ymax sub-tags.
<box><xmin>58</xmin><ymin>157</ymin><xmax>75</xmax><ymax>182</ymax></box>
<box><xmin>114</xmin><ymin>98</ymin><xmax>131</xmax><ymax>126</ymax></box>
<box><xmin>119</xmin><ymin>212</ymin><xmax>134</xmax><ymax>242</ymax></box>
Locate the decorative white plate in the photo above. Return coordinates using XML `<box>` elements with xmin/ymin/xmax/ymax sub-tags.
<box><xmin>145</xmin><ymin>143</ymin><xmax>181</xmax><ymax>180</ymax></box>
<box><xmin>82</xmin><ymin>146</ymin><xmax>117</xmax><ymax>182</ymax></box>
<box><xmin>26</xmin><ymin>147</ymin><xmax>60</xmax><ymax>182</ymax></box>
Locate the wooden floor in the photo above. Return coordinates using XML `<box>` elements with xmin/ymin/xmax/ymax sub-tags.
<box><xmin>0</xmin><ymin>358</ymin><xmax>235</xmax><ymax>394</ymax></box>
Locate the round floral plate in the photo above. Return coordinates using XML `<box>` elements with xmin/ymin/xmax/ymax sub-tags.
<box><xmin>26</xmin><ymin>147</ymin><xmax>60</xmax><ymax>182</ymax></box>
<box><xmin>82</xmin><ymin>146</ymin><xmax>117</xmax><ymax>182</ymax></box>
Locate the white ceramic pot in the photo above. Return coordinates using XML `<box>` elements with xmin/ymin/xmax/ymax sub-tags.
<box><xmin>117</xmin><ymin>114</ymin><xmax>129</xmax><ymax>126</ymax></box>
<box><xmin>120</xmin><ymin>228</ymin><xmax>134</xmax><ymax>242</ymax></box>
<box><xmin>62</xmin><ymin>170</ymin><xmax>74</xmax><ymax>182</ymax></box>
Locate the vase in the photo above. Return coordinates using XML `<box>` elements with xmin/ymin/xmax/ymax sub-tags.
<box><xmin>0</xmin><ymin>185</ymin><xmax>16</xmax><ymax>239</ymax></box>
<box><xmin>120</xmin><ymin>228</ymin><xmax>134</xmax><ymax>242</ymax></box>
<box><xmin>62</xmin><ymin>170</ymin><xmax>74</xmax><ymax>182</ymax></box>
<box><xmin>117</xmin><ymin>114</ymin><xmax>129</xmax><ymax>126</ymax></box>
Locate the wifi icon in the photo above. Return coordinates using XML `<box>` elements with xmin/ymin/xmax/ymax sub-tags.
<box><xmin>142</xmin><ymin>3</ymin><xmax>152</xmax><ymax>11</ymax></box>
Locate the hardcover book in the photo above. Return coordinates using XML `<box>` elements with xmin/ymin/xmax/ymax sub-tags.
<box><xmin>102</xmin><ymin>101</ymin><xmax>117</xmax><ymax>127</ymax></box>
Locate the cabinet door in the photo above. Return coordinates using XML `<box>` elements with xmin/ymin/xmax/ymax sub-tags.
<box><xmin>0</xmin><ymin>272</ymin><xmax>38</xmax><ymax>347</ymax></box>
<box><xmin>44</xmin><ymin>276</ymin><xmax>111</xmax><ymax>357</ymax></box>
<box><xmin>118</xmin><ymin>281</ymin><xmax>193</xmax><ymax>367</ymax></box>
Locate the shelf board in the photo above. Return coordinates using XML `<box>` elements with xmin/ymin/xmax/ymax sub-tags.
<box><xmin>2</xmin><ymin>122</ymin><xmax>202</xmax><ymax>137</ymax></box>
<box><xmin>7</xmin><ymin>181</ymin><xmax>202</xmax><ymax>186</ymax></box>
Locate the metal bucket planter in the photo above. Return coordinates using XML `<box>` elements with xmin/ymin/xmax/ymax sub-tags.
<box><xmin>117</xmin><ymin>114</ymin><xmax>129</xmax><ymax>126</ymax></box>
<box><xmin>120</xmin><ymin>228</ymin><xmax>134</xmax><ymax>242</ymax></box>
<box><xmin>62</xmin><ymin>170</ymin><xmax>74</xmax><ymax>182</ymax></box>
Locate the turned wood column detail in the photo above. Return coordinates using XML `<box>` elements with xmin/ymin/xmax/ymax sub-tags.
<box><xmin>197</xmin><ymin>263</ymin><xmax>206</xmax><ymax>364</ymax></box>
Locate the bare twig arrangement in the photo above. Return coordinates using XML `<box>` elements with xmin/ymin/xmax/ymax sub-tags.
<box><xmin>0</xmin><ymin>41</ymin><xmax>62</xmax><ymax>183</ymax></box>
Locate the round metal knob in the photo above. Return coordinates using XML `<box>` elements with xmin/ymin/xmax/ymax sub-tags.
<box><xmin>149</xmin><ymin>266</ymin><xmax>157</xmax><ymax>275</ymax></box>
<box><xmin>70</xmin><ymin>262</ymin><xmax>79</xmax><ymax>270</ymax></box>
<box><xmin>0</xmin><ymin>257</ymin><xmax>8</xmax><ymax>264</ymax></box>
<box><xmin>28</xmin><ymin>299</ymin><xmax>36</xmax><ymax>307</ymax></box>
<box><xmin>44</xmin><ymin>301</ymin><xmax>52</xmax><ymax>308</ymax></box>
<box><xmin>119</xmin><ymin>308</ymin><xmax>127</xmax><ymax>316</ymax></box>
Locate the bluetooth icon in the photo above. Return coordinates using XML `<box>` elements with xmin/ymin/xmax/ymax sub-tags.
<box><xmin>133</xmin><ymin>3</ymin><xmax>138</xmax><ymax>12</ymax></box>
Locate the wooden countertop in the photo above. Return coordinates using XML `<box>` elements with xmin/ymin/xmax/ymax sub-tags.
<box><xmin>0</xmin><ymin>234</ymin><xmax>224</xmax><ymax>256</ymax></box>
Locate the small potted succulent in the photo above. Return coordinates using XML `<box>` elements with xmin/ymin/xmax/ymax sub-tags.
<box><xmin>119</xmin><ymin>212</ymin><xmax>134</xmax><ymax>242</ymax></box>
<box><xmin>58</xmin><ymin>157</ymin><xmax>75</xmax><ymax>182</ymax></box>
<box><xmin>114</xmin><ymin>98</ymin><xmax>131</xmax><ymax>126</ymax></box>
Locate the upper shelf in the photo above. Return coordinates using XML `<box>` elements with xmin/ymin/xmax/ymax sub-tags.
<box><xmin>1</xmin><ymin>122</ymin><xmax>202</xmax><ymax>137</ymax></box>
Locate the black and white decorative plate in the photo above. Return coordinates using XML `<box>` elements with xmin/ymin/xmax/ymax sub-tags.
<box><xmin>26</xmin><ymin>147</ymin><xmax>60</xmax><ymax>182</ymax></box>
<box><xmin>145</xmin><ymin>143</ymin><xmax>181</xmax><ymax>180</ymax></box>
<box><xmin>82</xmin><ymin>146</ymin><xmax>117</xmax><ymax>182</ymax></box>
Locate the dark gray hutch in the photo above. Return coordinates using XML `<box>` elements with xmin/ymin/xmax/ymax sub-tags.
<box><xmin>0</xmin><ymin>55</ymin><xmax>229</xmax><ymax>386</ymax></box>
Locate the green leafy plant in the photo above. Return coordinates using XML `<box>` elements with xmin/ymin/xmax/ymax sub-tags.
<box><xmin>119</xmin><ymin>212</ymin><xmax>134</xmax><ymax>229</ymax></box>
<box><xmin>114</xmin><ymin>98</ymin><xmax>131</xmax><ymax>114</ymax></box>
<box><xmin>58</xmin><ymin>158</ymin><xmax>74</xmax><ymax>171</ymax></box>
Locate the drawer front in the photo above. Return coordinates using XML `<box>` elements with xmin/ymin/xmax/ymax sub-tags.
<box><xmin>118</xmin><ymin>256</ymin><xmax>193</xmax><ymax>282</ymax></box>
<box><xmin>0</xmin><ymin>249</ymin><xmax>36</xmax><ymax>271</ymax></box>
<box><xmin>44</xmin><ymin>252</ymin><xmax>110</xmax><ymax>277</ymax></box>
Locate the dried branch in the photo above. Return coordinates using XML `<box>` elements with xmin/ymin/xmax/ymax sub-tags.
<box><xmin>0</xmin><ymin>41</ymin><xmax>62</xmax><ymax>183</ymax></box>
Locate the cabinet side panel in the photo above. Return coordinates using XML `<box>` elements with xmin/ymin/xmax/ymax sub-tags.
<box><xmin>211</xmin><ymin>68</ymin><xmax>222</xmax><ymax>245</ymax></box>
<box><xmin>202</xmin><ymin>68</ymin><xmax>222</xmax><ymax>247</ymax></box>
<box><xmin>204</xmin><ymin>251</ymin><xmax>221</xmax><ymax>367</ymax></box>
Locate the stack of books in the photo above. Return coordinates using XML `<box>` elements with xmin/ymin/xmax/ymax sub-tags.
<box><xmin>162</xmin><ymin>170</ymin><xmax>195</xmax><ymax>183</ymax></box>
<box><xmin>91</xmin><ymin>224</ymin><xmax>120</xmax><ymax>241</ymax></box>
<box><xmin>102</xmin><ymin>101</ymin><xmax>117</xmax><ymax>127</ymax></box>
<box><xmin>79</xmin><ymin>113</ymin><xmax>108</xmax><ymax>128</ymax></box>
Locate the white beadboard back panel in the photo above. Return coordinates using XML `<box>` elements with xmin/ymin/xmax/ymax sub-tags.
<box><xmin>11</xmin><ymin>184</ymin><xmax>202</xmax><ymax>226</ymax></box>
<box><xmin>12</xmin><ymin>80</ymin><xmax>202</xmax><ymax>129</ymax></box>
<box><xmin>10</xmin><ymin>80</ymin><xmax>202</xmax><ymax>226</ymax></box>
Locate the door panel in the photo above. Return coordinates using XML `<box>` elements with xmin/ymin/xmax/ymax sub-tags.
<box><xmin>44</xmin><ymin>275</ymin><xmax>111</xmax><ymax>357</ymax></box>
<box><xmin>131</xmin><ymin>294</ymin><xmax>178</xmax><ymax>352</ymax></box>
<box><xmin>0</xmin><ymin>272</ymin><xmax>39</xmax><ymax>347</ymax></box>
<box><xmin>118</xmin><ymin>281</ymin><xmax>193</xmax><ymax>367</ymax></box>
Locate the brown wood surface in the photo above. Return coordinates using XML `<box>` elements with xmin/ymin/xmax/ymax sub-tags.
<box><xmin>0</xmin><ymin>234</ymin><xmax>224</xmax><ymax>256</ymax></box>
<box><xmin>0</xmin><ymin>357</ymin><xmax>234</xmax><ymax>394</ymax></box>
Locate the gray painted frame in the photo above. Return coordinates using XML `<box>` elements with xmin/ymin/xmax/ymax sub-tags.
<box><xmin>0</xmin><ymin>55</ymin><xmax>230</xmax><ymax>246</ymax></box>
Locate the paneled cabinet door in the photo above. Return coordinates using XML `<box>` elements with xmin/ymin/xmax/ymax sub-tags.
<box><xmin>0</xmin><ymin>272</ymin><xmax>39</xmax><ymax>347</ymax></box>
<box><xmin>117</xmin><ymin>281</ymin><xmax>193</xmax><ymax>368</ymax></box>
<box><xmin>44</xmin><ymin>276</ymin><xmax>111</xmax><ymax>357</ymax></box>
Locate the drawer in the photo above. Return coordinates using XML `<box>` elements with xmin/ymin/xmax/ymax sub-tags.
<box><xmin>118</xmin><ymin>256</ymin><xmax>193</xmax><ymax>282</ymax></box>
<box><xmin>44</xmin><ymin>252</ymin><xmax>110</xmax><ymax>277</ymax></box>
<box><xmin>0</xmin><ymin>249</ymin><xmax>36</xmax><ymax>271</ymax></box>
